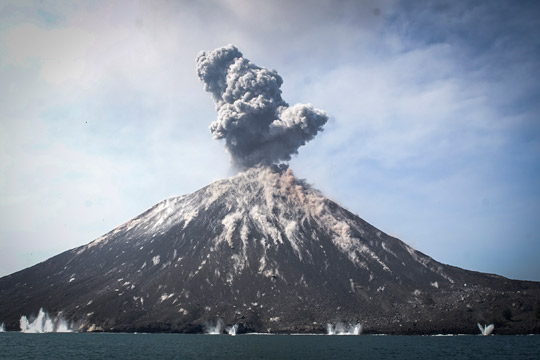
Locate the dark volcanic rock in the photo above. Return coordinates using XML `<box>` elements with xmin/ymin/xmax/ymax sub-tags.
<box><xmin>1</xmin><ymin>166</ymin><xmax>539</xmax><ymax>334</ymax></box>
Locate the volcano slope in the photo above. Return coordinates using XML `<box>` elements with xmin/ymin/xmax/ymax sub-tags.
<box><xmin>1</xmin><ymin>166</ymin><xmax>539</xmax><ymax>334</ymax></box>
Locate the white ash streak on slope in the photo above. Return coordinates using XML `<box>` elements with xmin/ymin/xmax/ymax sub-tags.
<box><xmin>77</xmin><ymin>167</ymin><xmax>393</xmax><ymax>274</ymax></box>
<box><xmin>196</xmin><ymin>45</ymin><xmax>328</xmax><ymax>168</ymax></box>
<box><xmin>204</xmin><ymin>166</ymin><xmax>394</xmax><ymax>273</ymax></box>
<box><xmin>405</xmin><ymin>244</ymin><xmax>455</xmax><ymax>284</ymax></box>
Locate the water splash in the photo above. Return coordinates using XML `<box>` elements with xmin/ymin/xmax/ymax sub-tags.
<box><xmin>55</xmin><ymin>318</ymin><xmax>72</xmax><ymax>332</ymax></box>
<box><xmin>0</xmin><ymin>322</ymin><xmax>5</xmax><ymax>332</ymax></box>
<box><xmin>327</xmin><ymin>323</ymin><xmax>362</xmax><ymax>335</ymax></box>
<box><xmin>477</xmin><ymin>323</ymin><xmax>494</xmax><ymax>336</ymax></box>
<box><xmin>204</xmin><ymin>319</ymin><xmax>224</xmax><ymax>334</ymax></box>
<box><xmin>19</xmin><ymin>308</ymin><xmax>73</xmax><ymax>333</ymax></box>
<box><xmin>226</xmin><ymin>324</ymin><xmax>239</xmax><ymax>336</ymax></box>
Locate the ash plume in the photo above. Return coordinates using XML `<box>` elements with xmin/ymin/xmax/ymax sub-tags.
<box><xmin>196</xmin><ymin>45</ymin><xmax>328</xmax><ymax>168</ymax></box>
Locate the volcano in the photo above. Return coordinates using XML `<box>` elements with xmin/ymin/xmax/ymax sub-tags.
<box><xmin>0</xmin><ymin>166</ymin><xmax>539</xmax><ymax>334</ymax></box>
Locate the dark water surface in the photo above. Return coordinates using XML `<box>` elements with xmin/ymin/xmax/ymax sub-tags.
<box><xmin>1</xmin><ymin>333</ymin><xmax>539</xmax><ymax>360</ymax></box>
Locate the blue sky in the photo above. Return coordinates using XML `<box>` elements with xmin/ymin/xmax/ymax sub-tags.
<box><xmin>0</xmin><ymin>0</ymin><xmax>539</xmax><ymax>281</ymax></box>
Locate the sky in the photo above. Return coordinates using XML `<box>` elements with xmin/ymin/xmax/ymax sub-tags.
<box><xmin>0</xmin><ymin>0</ymin><xmax>539</xmax><ymax>281</ymax></box>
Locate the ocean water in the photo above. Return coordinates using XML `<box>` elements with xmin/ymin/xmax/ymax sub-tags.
<box><xmin>0</xmin><ymin>333</ymin><xmax>539</xmax><ymax>360</ymax></box>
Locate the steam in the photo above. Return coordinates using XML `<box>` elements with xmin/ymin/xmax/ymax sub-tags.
<box><xmin>327</xmin><ymin>323</ymin><xmax>362</xmax><ymax>335</ymax></box>
<box><xmin>196</xmin><ymin>45</ymin><xmax>328</xmax><ymax>168</ymax></box>
<box><xmin>19</xmin><ymin>308</ymin><xmax>73</xmax><ymax>333</ymax></box>
<box><xmin>477</xmin><ymin>323</ymin><xmax>494</xmax><ymax>336</ymax></box>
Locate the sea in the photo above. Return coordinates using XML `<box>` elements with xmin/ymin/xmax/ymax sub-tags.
<box><xmin>0</xmin><ymin>333</ymin><xmax>539</xmax><ymax>360</ymax></box>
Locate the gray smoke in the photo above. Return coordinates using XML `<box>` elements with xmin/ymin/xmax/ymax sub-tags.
<box><xmin>196</xmin><ymin>45</ymin><xmax>328</xmax><ymax>168</ymax></box>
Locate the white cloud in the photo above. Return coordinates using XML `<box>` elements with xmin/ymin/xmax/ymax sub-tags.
<box><xmin>1</xmin><ymin>23</ymin><xmax>95</xmax><ymax>84</ymax></box>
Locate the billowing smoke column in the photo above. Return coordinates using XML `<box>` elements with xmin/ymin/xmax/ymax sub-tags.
<box><xmin>196</xmin><ymin>45</ymin><xmax>328</xmax><ymax>168</ymax></box>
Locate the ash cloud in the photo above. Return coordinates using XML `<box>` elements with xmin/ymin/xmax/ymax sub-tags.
<box><xmin>196</xmin><ymin>45</ymin><xmax>328</xmax><ymax>168</ymax></box>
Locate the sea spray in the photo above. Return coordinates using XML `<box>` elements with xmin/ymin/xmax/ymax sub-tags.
<box><xmin>226</xmin><ymin>324</ymin><xmax>238</xmax><ymax>336</ymax></box>
<box><xmin>204</xmin><ymin>319</ymin><xmax>224</xmax><ymax>334</ymax></box>
<box><xmin>477</xmin><ymin>323</ymin><xmax>494</xmax><ymax>336</ymax></box>
<box><xmin>55</xmin><ymin>318</ymin><xmax>71</xmax><ymax>332</ymax></box>
<box><xmin>327</xmin><ymin>323</ymin><xmax>362</xmax><ymax>335</ymax></box>
<box><xmin>0</xmin><ymin>322</ymin><xmax>5</xmax><ymax>332</ymax></box>
<box><xmin>19</xmin><ymin>308</ymin><xmax>73</xmax><ymax>333</ymax></box>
